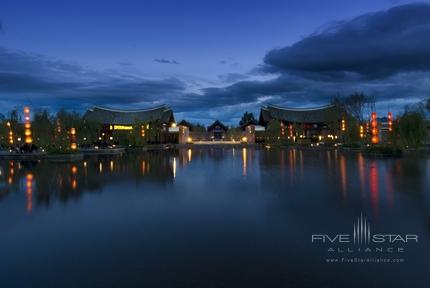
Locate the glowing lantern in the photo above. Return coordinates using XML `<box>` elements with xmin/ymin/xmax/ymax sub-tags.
<box><xmin>387</xmin><ymin>112</ymin><xmax>393</xmax><ymax>132</ymax></box>
<box><xmin>141</xmin><ymin>125</ymin><xmax>145</xmax><ymax>137</ymax></box>
<box><xmin>70</xmin><ymin>127</ymin><xmax>77</xmax><ymax>150</ymax></box>
<box><xmin>7</xmin><ymin>121</ymin><xmax>13</xmax><ymax>145</ymax></box>
<box><xmin>341</xmin><ymin>119</ymin><xmax>346</xmax><ymax>132</ymax></box>
<box><xmin>280</xmin><ymin>122</ymin><xmax>285</xmax><ymax>136</ymax></box>
<box><xmin>289</xmin><ymin>124</ymin><xmax>293</xmax><ymax>137</ymax></box>
<box><xmin>371</xmin><ymin>112</ymin><xmax>378</xmax><ymax>144</ymax></box>
<box><xmin>23</xmin><ymin>107</ymin><xmax>32</xmax><ymax>144</ymax></box>
<box><xmin>359</xmin><ymin>125</ymin><xmax>364</xmax><ymax>139</ymax></box>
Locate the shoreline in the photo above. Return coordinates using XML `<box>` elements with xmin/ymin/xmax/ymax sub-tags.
<box><xmin>0</xmin><ymin>144</ymin><xmax>428</xmax><ymax>161</ymax></box>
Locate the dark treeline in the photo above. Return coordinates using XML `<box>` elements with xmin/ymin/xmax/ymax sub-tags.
<box><xmin>0</xmin><ymin>109</ymin><xmax>99</xmax><ymax>153</ymax></box>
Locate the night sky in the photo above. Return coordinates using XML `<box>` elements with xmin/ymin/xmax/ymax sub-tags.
<box><xmin>1</xmin><ymin>0</ymin><xmax>429</xmax><ymax>124</ymax></box>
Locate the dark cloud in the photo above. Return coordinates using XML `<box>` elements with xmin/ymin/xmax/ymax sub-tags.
<box><xmin>0</xmin><ymin>72</ymin><xmax>80</xmax><ymax>93</ymax></box>
<box><xmin>2</xmin><ymin>4</ymin><xmax>430</xmax><ymax>124</ymax></box>
<box><xmin>154</xmin><ymin>58</ymin><xmax>180</xmax><ymax>64</ymax></box>
<box><xmin>263</xmin><ymin>3</ymin><xmax>430</xmax><ymax>80</ymax></box>
<box><xmin>0</xmin><ymin>46</ymin><xmax>187</xmax><ymax>111</ymax></box>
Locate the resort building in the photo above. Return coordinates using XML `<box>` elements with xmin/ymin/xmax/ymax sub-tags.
<box><xmin>207</xmin><ymin>120</ymin><xmax>228</xmax><ymax>141</ymax></box>
<box><xmin>83</xmin><ymin>105</ymin><xmax>176</xmax><ymax>144</ymax></box>
<box><xmin>258</xmin><ymin>104</ymin><xmax>345</xmax><ymax>143</ymax></box>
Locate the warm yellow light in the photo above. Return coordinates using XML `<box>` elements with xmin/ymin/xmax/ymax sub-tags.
<box><xmin>241</xmin><ymin>136</ymin><xmax>247</xmax><ymax>142</ymax></box>
<box><xmin>171</xmin><ymin>123</ymin><xmax>177</xmax><ymax>128</ymax></box>
<box><xmin>187</xmin><ymin>137</ymin><xmax>192</xmax><ymax>143</ymax></box>
<box><xmin>71</xmin><ymin>143</ymin><xmax>77</xmax><ymax>150</ymax></box>
<box><xmin>187</xmin><ymin>149</ymin><xmax>192</xmax><ymax>162</ymax></box>
<box><xmin>70</xmin><ymin>128</ymin><xmax>76</xmax><ymax>135</ymax></box>
<box><xmin>112</xmin><ymin>125</ymin><xmax>133</xmax><ymax>130</ymax></box>
<box><xmin>72</xmin><ymin>179</ymin><xmax>77</xmax><ymax>190</ymax></box>
<box><xmin>6</xmin><ymin>121</ymin><xmax>10</xmax><ymax>127</ymax></box>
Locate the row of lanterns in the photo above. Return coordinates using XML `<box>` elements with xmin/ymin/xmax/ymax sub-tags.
<box><xmin>5</xmin><ymin>107</ymin><xmax>77</xmax><ymax>150</ymax></box>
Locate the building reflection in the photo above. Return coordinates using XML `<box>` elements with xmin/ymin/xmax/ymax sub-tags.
<box><xmin>26</xmin><ymin>173</ymin><xmax>33</xmax><ymax>214</ymax></box>
<box><xmin>357</xmin><ymin>153</ymin><xmax>366</xmax><ymax>197</ymax></box>
<box><xmin>0</xmin><ymin>151</ymin><xmax>175</xmax><ymax>212</ymax></box>
<box><xmin>172</xmin><ymin>157</ymin><xmax>177</xmax><ymax>179</ymax></box>
<box><xmin>369</xmin><ymin>162</ymin><xmax>379</xmax><ymax>215</ymax></box>
<box><xmin>0</xmin><ymin>148</ymin><xmax>427</xmax><ymax>214</ymax></box>
<box><xmin>188</xmin><ymin>148</ymin><xmax>192</xmax><ymax>163</ymax></box>
<box><xmin>339</xmin><ymin>154</ymin><xmax>347</xmax><ymax>199</ymax></box>
<box><xmin>242</xmin><ymin>147</ymin><xmax>247</xmax><ymax>176</ymax></box>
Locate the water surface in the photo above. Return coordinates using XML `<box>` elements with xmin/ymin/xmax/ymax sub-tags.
<box><xmin>0</xmin><ymin>148</ymin><xmax>429</xmax><ymax>287</ymax></box>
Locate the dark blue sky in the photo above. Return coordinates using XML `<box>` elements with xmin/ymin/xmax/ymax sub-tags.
<box><xmin>1</xmin><ymin>0</ymin><xmax>429</xmax><ymax>124</ymax></box>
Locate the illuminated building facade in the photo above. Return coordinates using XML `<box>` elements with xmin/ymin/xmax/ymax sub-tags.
<box><xmin>207</xmin><ymin>120</ymin><xmax>228</xmax><ymax>141</ymax></box>
<box><xmin>258</xmin><ymin>104</ymin><xmax>345</xmax><ymax>143</ymax></box>
<box><xmin>83</xmin><ymin>105</ymin><xmax>175</xmax><ymax>144</ymax></box>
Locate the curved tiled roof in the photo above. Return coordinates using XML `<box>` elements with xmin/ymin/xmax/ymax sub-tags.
<box><xmin>207</xmin><ymin>120</ymin><xmax>228</xmax><ymax>132</ymax></box>
<box><xmin>259</xmin><ymin>104</ymin><xmax>344</xmax><ymax>125</ymax></box>
<box><xmin>83</xmin><ymin>105</ymin><xmax>174</xmax><ymax>124</ymax></box>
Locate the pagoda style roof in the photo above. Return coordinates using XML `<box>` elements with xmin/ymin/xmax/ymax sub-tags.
<box><xmin>178</xmin><ymin>120</ymin><xmax>193</xmax><ymax>128</ymax></box>
<box><xmin>207</xmin><ymin>120</ymin><xmax>228</xmax><ymax>132</ymax></box>
<box><xmin>83</xmin><ymin>105</ymin><xmax>174</xmax><ymax>125</ymax></box>
<box><xmin>259</xmin><ymin>104</ymin><xmax>344</xmax><ymax>125</ymax></box>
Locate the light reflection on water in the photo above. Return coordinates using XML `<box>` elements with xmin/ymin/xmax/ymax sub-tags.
<box><xmin>0</xmin><ymin>147</ymin><xmax>429</xmax><ymax>287</ymax></box>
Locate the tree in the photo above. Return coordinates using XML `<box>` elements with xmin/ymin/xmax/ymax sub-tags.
<box><xmin>32</xmin><ymin>109</ymin><xmax>55</xmax><ymax>149</ymax></box>
<box><xmin>426</xmin><ymin>98</ymin><xmax>430</xmax><ymax>112</ymax></box>
<box><xmin>239</xmin><ymin>112</ymin><xmax>257</xmax><ymax>126</ymax></box>
<box><xmin>398</xmin><ymin>110</ymin><xmax>427</xmax><ymax>148</ymax></box>
<box><xmin>332</xmin><ymin>92</ymin><xmax>375</xmax><ymax>124</ymax></box>
<box><xmin>53</xmin><ymin>109</ymin><xmax>82</xmax><ymax>152</ymax></box>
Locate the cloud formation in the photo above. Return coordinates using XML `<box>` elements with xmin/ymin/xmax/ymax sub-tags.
<box><xmin>0</xmin><ymin>47</ymin><xmax>187</xmax><ymax>110</ymax></box>
<box><xmin>154</xmin><ymin>58</ymin><xmax>180</xmax><ymax>64</ymax></box>
<box><xmin>263</xmin><ymin>3</ymin><xmax>430</xmax><ymax>80</ymax></box>
<box><xmin>1</xmin><ymin>4</ymin><xmax>430</xmax><ymax>124</ymax></box>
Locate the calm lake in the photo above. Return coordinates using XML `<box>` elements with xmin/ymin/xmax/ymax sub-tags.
<box><xmin>0</xmin><ymin>147</ymin><xmax>429</xmax><ymax>287</ymax></box>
